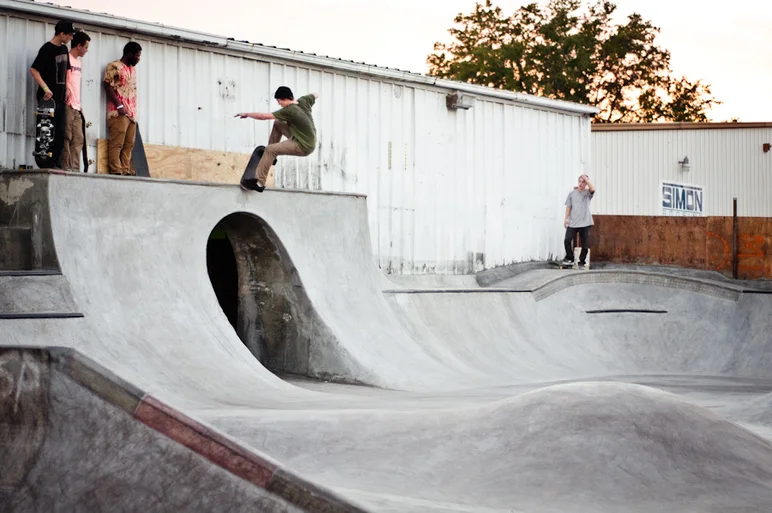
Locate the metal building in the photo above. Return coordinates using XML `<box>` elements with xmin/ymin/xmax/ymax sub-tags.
<box><xmin>592</xmin><ymin>123</ymin><xmax>772</xmax><ymax>217</ymax></box>
<box><xmin>0</xmin><ymin>0</ymin><xmax>597</xmax><ymax>274</ymax></box>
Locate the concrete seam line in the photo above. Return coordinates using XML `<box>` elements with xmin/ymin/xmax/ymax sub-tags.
<box><xmin>134</xmin><ymin>395</ymin><xmax>277</xmax><ymax>488</ymax></box>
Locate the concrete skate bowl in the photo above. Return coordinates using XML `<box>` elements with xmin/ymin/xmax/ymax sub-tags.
<box><xmin>5</xmin><ymin>173</ymin><xmax>772</xmax><ymax>512</ymax></box>
<box><xmin>300</xmin><ymin>276</ymin><xmax>772</xmax><ymax>512</ymax></box>
<box><xmin>384</xmin><ymin>274</ymin><xmax>772</xmax><ymax>385</ymax></box>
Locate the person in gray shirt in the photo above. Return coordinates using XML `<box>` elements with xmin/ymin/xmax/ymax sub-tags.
<box><xmin>563</xmin><ymin>174</ymin><xmax>596</xmax><ymax>268</ymax></box>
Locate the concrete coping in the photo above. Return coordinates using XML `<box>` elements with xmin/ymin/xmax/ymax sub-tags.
<box><xmin>385</xmin><ymin>269</ymin><xmax>752</xmax><ymax>302</ymax></box>
<box><xmin>0</xmin><ymin>170</ymin><xmax>367</xmax><ymax>199</ymax></box>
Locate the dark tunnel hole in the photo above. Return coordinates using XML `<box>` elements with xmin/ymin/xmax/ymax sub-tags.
<box><xmin>206</xmin><ymin>226</ymin><xmax>238</xmax><ymax>329</ymax></box>
<box><xmin>206</xmin><ymin>213</ymin><xmax>313</xmax><ymax>378</ymax></box>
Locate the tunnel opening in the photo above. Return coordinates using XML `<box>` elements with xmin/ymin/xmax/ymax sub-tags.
<box><xmin>206</xmin><ymin>226</ymin><xmax>238</xmax><ymax>329</ymax></box>
<box><xmin>206</xmin><ymin>213</ymin><xmax>314</xmax><ymax>377</ymax></box>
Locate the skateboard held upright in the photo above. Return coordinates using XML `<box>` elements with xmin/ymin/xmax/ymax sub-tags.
<box><xmin>33</xmin><ymin>98</ymin><xmax>57</xmax><ymax>169</ymax></box>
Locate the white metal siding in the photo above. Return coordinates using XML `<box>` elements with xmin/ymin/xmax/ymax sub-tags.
<box><xmin>592</xmin><ymin>128</ymin><xmax>772</xmax><ymax>217</ymax></box>
<box><xmin>1</xmin><ymin>9</ymin><xmax>592</xmax><ymax>274</ymax></box>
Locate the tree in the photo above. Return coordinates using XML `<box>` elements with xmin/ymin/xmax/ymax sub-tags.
<box><xmin>427</xmin><ymin>0</ymin><xmax>720</xmax><ymax>123</ymax></box>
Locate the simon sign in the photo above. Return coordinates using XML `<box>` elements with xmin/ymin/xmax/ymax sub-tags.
<box><xmin>661</xmin><ymin>181</ymin><xmax>704</xmax><ymax>217</ymax></box>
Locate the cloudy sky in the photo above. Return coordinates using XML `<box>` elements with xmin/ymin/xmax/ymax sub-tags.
<box><xmin>52</xmin><ymin>0</ymin><xmax>772</xmax><ymax>122</ymax></box>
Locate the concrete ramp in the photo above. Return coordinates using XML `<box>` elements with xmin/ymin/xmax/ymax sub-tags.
<box><xmin>1</xmin><ymin>172</ymin><xmax>471</xmax><ymax>402</ymax></box>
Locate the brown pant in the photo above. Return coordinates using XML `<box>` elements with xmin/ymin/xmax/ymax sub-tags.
<box><xmin>256</xmin><ymin>121</ymin><xmax>309</xmax><ymax>184</ymax></box>
<box><xmin>61</xmin><ymin>105</ymin><xmax>85</xmax><ymax>172</ymax></box>
<box><xmin>107</xmin><ymin>116</ymin><xmax>137</xmax><ymax>175</ymax></box>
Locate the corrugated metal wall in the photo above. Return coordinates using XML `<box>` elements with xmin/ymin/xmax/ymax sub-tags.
<box><xmin>0</xmin><ymin>9</ymin><xmax>592</xmax><ymax>274</ymax></box>
<box><xmin>592</xmin><ymin>127</ymin><xmax>772</xmax><ymax>217</ymax></box>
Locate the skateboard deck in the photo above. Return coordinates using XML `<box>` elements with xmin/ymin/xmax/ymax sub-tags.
<box><xmin>549</xmin><ymin>261</ymin><xmax>578</xmax><ymax>270</ymax></box>
<box><xmin>240</xmin><ymin>145</ymin><xmax>269</xmax><ymax>191</ymax></box>
<box><xmin>551</xmin><ymin>248</ymin><xmax>591</xmax><ymax>270</ymax></box>
<box><xmin>130</xmin><ymin>125</ymin><xmax>150</xmax><ymax>177</ymax></box>
<box><xmin>549</xmin><ymin>260</ymin><xmax>591</xmax><ymax>270</ymax></box>
<box><xmin>241</xmin><ymin>145</ymin><xmax>265</xmax><ymax>179</ymax></box>
<box><xmin>33</xmin><ymin>98</ymin><xmax>57</xmax><ymax>169</ymax></box>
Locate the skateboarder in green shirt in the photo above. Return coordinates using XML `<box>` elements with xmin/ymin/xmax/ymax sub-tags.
<box><xmin>236</xmin><ymin>86</ymin><xmax>318</xmax><ymax>192</ymax></box>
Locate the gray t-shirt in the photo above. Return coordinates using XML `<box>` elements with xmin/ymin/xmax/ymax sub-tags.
<box><xmin>565</xmin><ymin>188</ymin><xmax>595</xmax><ymax>228</ymax></box>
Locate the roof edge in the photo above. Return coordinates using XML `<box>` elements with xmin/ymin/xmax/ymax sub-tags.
<box><xmin>592</xmin><ymin>122</ymin><xmax>772</xmax><ymax>132</ymax></box>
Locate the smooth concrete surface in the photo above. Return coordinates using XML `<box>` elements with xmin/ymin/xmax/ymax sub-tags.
<box><xmin>3</xmin><ymin>172</ymin><xmax>772</xmax><ymax>512</ymax></box>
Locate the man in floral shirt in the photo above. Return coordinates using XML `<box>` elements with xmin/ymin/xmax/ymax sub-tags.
<box><xmin>103</xmin><ymin>42</ymin><xmax>141</xmax><ymax>175</ymax></box>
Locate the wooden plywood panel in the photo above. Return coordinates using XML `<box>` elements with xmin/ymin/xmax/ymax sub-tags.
<box><xmin>736</xmin><ymin>218</ymin><xmax>772</xmax><ymax>280</ymax></box>
<box><xmin>594</xmin><ymin>216</ymin><xmax>707</xmax><ymax>267</ymax></box>
<box><xmin>96</xmin><ymin>139</ymin><xmax>109</xmax><ymax>174</ymax></box>
<box><xmin>96</xmin><ymin>140</ymin><xmax>275</xmax><ymax>186</ymax></box>
<box><xmin>705</xmin><ymin>217</ymin><xmax>733</xmax><ymax>274</ymax></box>
<box><xmin>595</xmin><ymin>215</ymin><xmax>772</xmax><ymax>279</ymax></box>
<box><xmin>705</xmin><ymin>217</ymin><xmax>772</xmax><ymax>279</ymax></box>
<box><xmin>650</xmin><ymin>217</ymin><xmax>707</xmax><ymax>268</ymax></box>
<box><xmin>143</xmin><ymin>144</ymin><xmax>190</xmax><ymax>180</ymax></box>
<box><xmin>188</xmin><ymin>151</ymin><xmax>249</xmax><ymax>183</ymax></box>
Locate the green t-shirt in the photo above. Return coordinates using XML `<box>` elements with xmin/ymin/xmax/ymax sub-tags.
<box><xmin>273</xmin><ymin>94</ymin><xmax>317</xmax><ymax>154</ymax></box>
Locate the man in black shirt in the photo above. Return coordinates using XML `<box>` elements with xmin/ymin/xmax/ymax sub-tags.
<box><xmin>30</xmin><ymin>20</ymin><xmax>76</xmax><ymax>168</ymax></box>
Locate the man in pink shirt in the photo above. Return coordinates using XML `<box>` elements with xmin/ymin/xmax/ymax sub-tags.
<box><xmin>103</xmin><ymin>42</ymin><xmax>141</xmax><ymax>175</ymax></box>
<box><xmin>61</xmin><ymin>31</ymin><xmax>90</xmax><ymax>172</ymax></box>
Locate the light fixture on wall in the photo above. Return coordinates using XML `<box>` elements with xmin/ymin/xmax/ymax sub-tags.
<box><xmin>446</xmin><ymin>92</ymin><xmax>474</xmax><ymax>110</ymax></box>
<box><xmin>678</xmin><ymin>156</ymin><xmax>691</xmax><ymax>171</ymax></box>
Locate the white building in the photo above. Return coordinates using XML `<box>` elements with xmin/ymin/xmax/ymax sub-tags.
<box><xmin>0</xmin><ymin>0</ymin><xmax>597</xmax><ymax>274</ymax></box>
<box><xmin>592</xmin><ymin>123</ymin><xmax>772</xmax><ymax>217</ymax></box>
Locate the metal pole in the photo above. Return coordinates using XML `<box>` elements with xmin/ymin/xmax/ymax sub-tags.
<box><xmin>732</xmin><ymin>197</ymin><xmax>738</xmax><ymax>280</ymax></box>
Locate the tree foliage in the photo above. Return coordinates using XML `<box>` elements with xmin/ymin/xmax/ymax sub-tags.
<box><xmin>428</xmin><ymin>0</ymin><xmax>720</xmax><ymax>122</ymax></box>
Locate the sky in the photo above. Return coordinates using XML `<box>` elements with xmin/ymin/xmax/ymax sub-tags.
<box><xmin>50</xmin><ymin>0</ymin><xmax>772</xmax><ymax>122</ymax></box>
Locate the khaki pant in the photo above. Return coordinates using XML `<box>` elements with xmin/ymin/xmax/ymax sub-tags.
<box><xmin>107</xmin><ymin>116</ymin><xmax>137</xmax><ymax>175</ymax></box>
<box><xmin>61</xmin><ymin>105</ymin><xmax>85</xmax><ymax>172</ymax></box>
<box><xmin>256</xmin><ymin>121</ymin><xmax>309</xmax><ymax>184</ymax></box>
